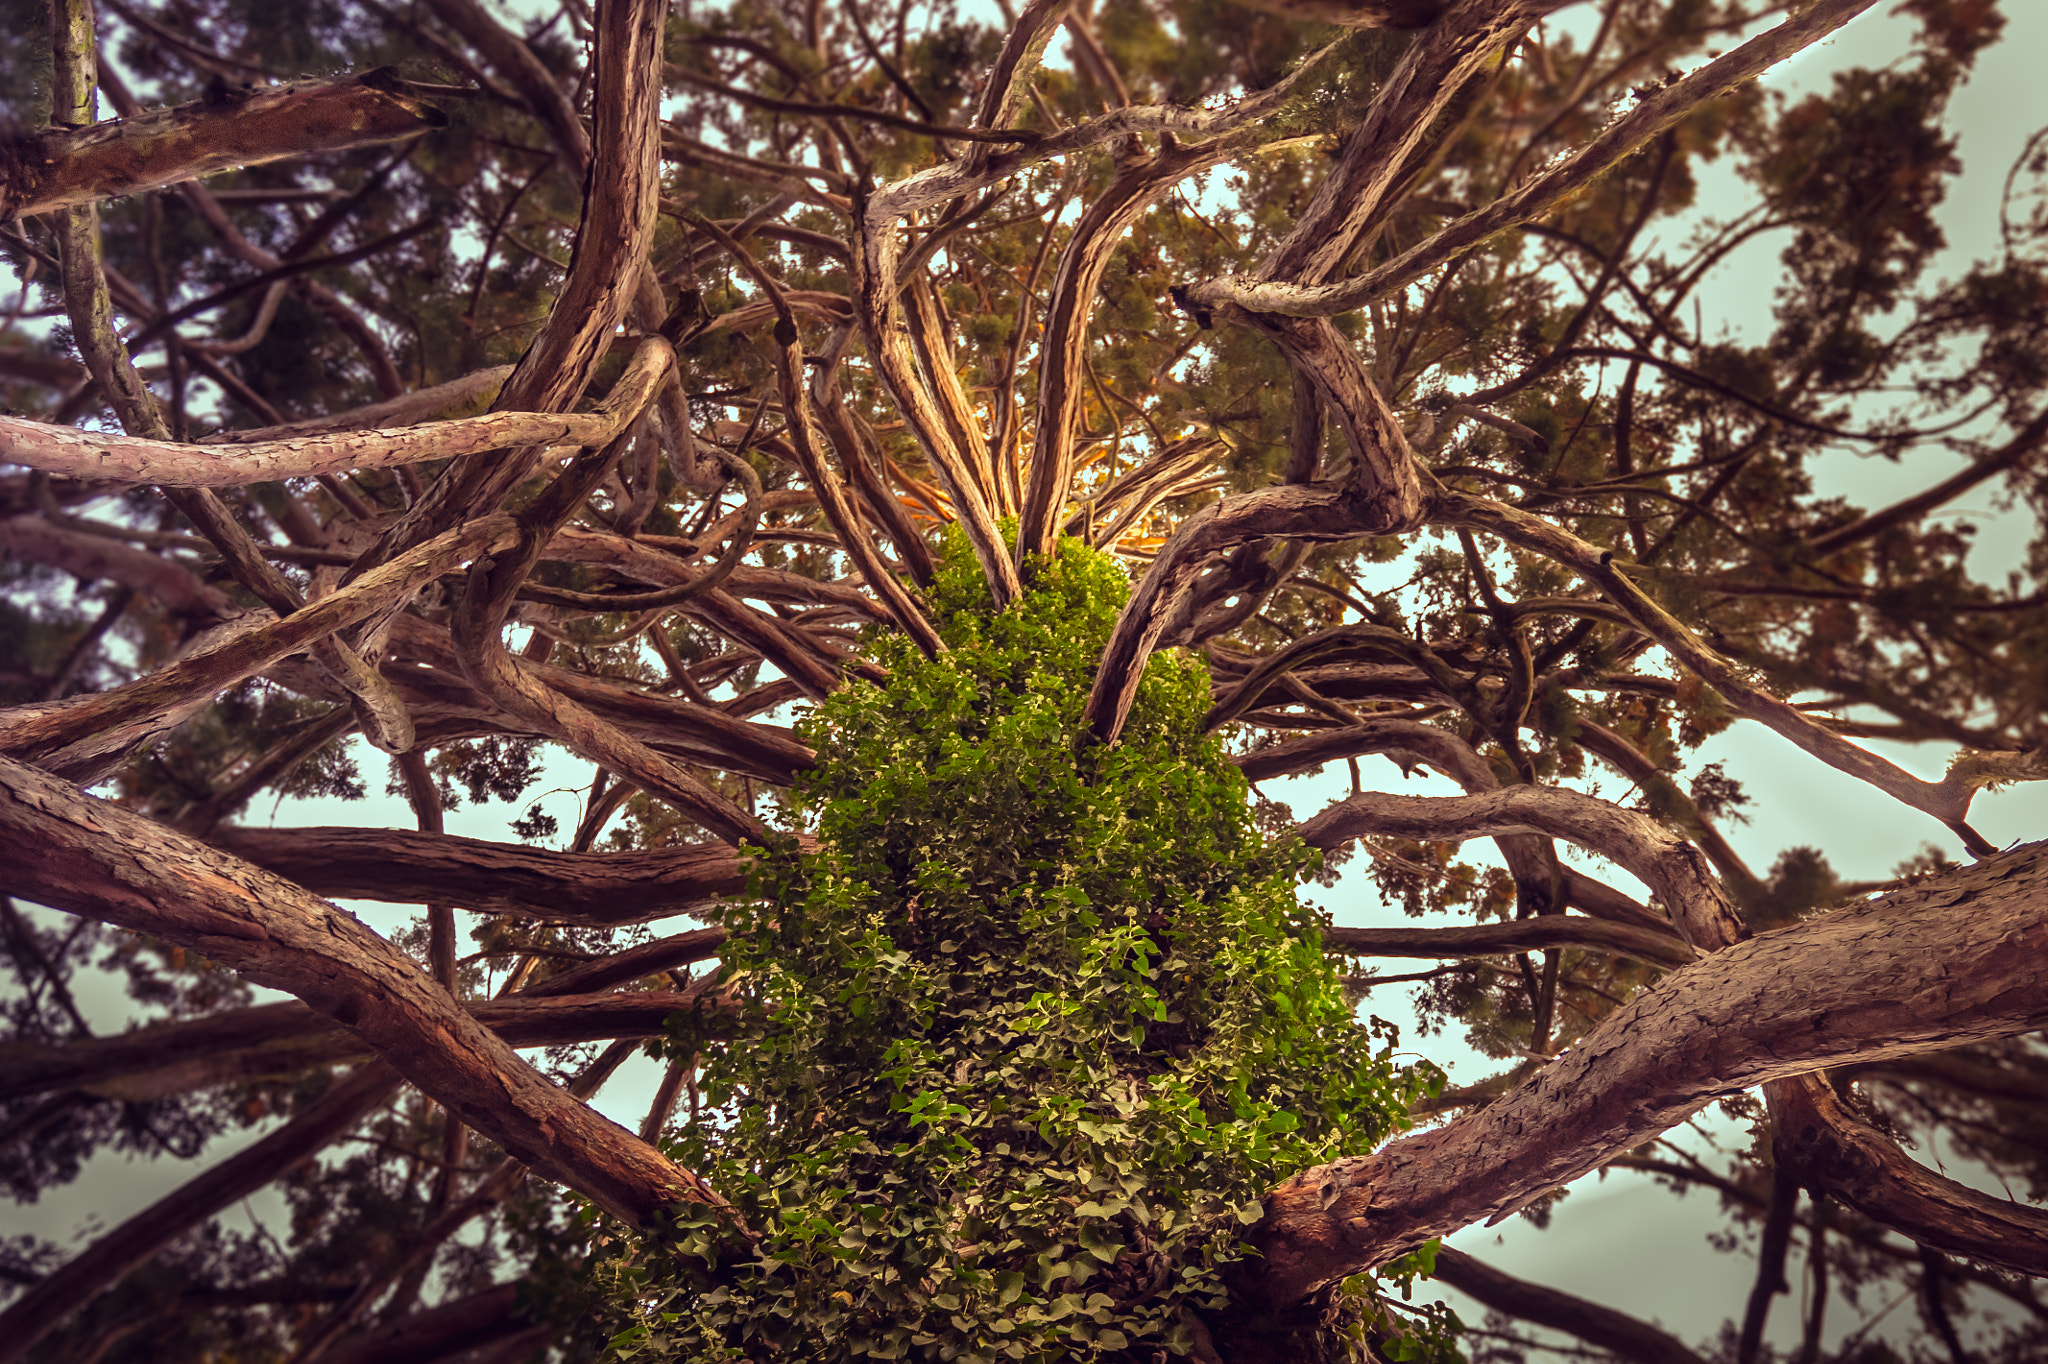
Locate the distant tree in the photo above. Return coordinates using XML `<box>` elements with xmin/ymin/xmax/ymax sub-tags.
<box><xmin>0</xmin><ymin>0</ymin><xmax>2044</xmax><ymax>1362</ymax></box>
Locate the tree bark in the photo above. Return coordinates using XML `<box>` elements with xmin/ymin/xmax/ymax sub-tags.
<box><xmin>0</xmin><ymin>988</ymin><xmax>724</xmax><ymax>1104</ymax></box>
<box><xmin>1243</xmin><ymin>841</ymin><xmax>2048</xmax><ymax>1306</ymax></box>
<box><xmin>1771</xmin><ymin>1073</ymin><xmax>2048</xmax><ymax>1279</ymax></box>
<box><xmin>207</xmin><ymin>825</ymin><xmax>758</xmax><ymax>923</ymax></box>
<box><xmin>0</xmin><ymin>751</ymin><xmax>730</xmax><ymax>1229</ymax></box>
<box><xmin>0</xmin><ymin>71</ymin><xmax>445</xmax><ymax>220</ymax></box>
<box><xmin>1326</xmin><ymin>918</ymin><xmax>1694</xmax><ymax>969</ymax></box>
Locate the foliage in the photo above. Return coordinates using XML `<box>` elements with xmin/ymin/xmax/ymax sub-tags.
<box><xmin>594</xmin><ymin>532</ymin><xmax>1443</xmax><ymax>1362</ymax></box>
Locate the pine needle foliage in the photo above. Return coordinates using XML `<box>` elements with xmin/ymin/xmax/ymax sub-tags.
<box><xmin>600</xmin><ymin>533</ymin><xmax>1441</xmax><ymax>1363</ymax></box>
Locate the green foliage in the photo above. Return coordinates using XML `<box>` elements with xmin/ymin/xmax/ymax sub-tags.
<box><xmin>592</xmin><ymin>533</ymin><xmax>1440</xmax><ymax>1362</ymax></box>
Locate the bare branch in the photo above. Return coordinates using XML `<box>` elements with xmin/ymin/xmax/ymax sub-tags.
<box><xmin>1194</xmin><ymin>0</ymin><xmax>1882</xmax><ymax>315</ymax></box>
<box><xmin>208</xmin><ymin>825</ymin><xmax>760</xmax><ymax>924</ymax></box>
<box><xmin>1442</xmin><ymin>490</ymin><xmax>2048</xmax><ymax>854</ymax></box>
<box><xmin>1084</xmin><ymin>483</ymin><xmax>1406</xmax><ymax>745</ymax></box>
<box><xmin>0</xmin><ymin>752</ymin><xmax>732</xmax><ymax>1230</ymax></box>
<box><xmin>1326</xmin><ymin>918</ymin><xmax>1695</xmax><ymax>967</ymax></box>
<box><xmin>1246</xmin><ymin>841</ymin><xmax>2048</xmax><ymax>1305</ymax></box>
<box><xmin>1</xmin><ymin>988</ymin><xmax>721</xmax><ymax>1104</ymax></box>
<box><xmin>0</xmin><ymin>515</ymin><xmax>517</xmax><ymax>781</ymax></box>
<box><xmin>1298</xmin><ymin>785</ymin><xmax>1746</xmax><ymax>952</ymax></box>
<box><xmin>1771</xmin><ymin>1073</ymin><xmax>2048</xmax><ymax>1279</ymax></box>
<box><xmin>1429</xmin><ymin>1246</ymin><xmax>1710</xmax><ymax>1364</ymax></box>
<box><xmin>0</xmin><ymin>344</ymin><xmax>668</xmax><ymax>486</ymax></box>
<box><xmin>0</xmin><ymin>72</ymin><xmax>446</xmax><ymax>220</ymax></box>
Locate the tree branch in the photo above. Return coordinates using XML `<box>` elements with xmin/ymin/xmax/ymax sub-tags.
<box><xmin>1193</xmin><ymin>0</ymin><xmax>1881</xmax><ymax>316</ymax></box>
<box><xmin>1429</xmin><ymin>1246</ymin><xmax>1709</xmax><ymax>1364</ymax></box>
<box><xmin>208</xmin><ymin>826</ymin><xmax>759</xmax><ymax>924</ymax></box>
<box><xmin>0</xmin><ymin>1062</ymin><xmax>402</xmax><ymax>1364</ymax></box>
<box><xmin>0</xmin><ymin>72</ymin><xmax>446</xmax><ymax>219</ymax></box>
<box><xmin>1771</xmin><ymin>1073</ymin><xmax>2048</xmax><ymax>1279</ymax></box>
<box><xmin>1244</xmin><ymin>841</ymin><xmax>2048</xmax><ymax>1306</ymax></box>
<box><xmin>0</xmin><ymin>752</ymin><xmax>732</xmax><ymax>1230</ymax></box>
<box><xmin>1298</xmin><ymin>784</ymin><xmax>1746</xmax><ymax>952</ymax></box>
<box><xmin>1326</xmin><ymin>917</ymin><xmax>1695</xmax><ymax>967</ymax></box>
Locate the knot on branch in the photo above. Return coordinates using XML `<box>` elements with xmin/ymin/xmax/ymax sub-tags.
<box><xmin>1167</xmin><ymin>283</ymin><xmax>1214</xmax><ymax>330</ymax></box>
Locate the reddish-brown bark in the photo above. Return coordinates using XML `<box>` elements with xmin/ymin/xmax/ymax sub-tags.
<box><xmin>0</xmin><ymin>71</ymin><xmax>445</xmax><ymax>220</ymax></box>
<box><xmin>0</xmin><ymin>751</ymin><xmax>729</xmax><ymax>1229</ymax></box>
<box><xmin>1771</xmin><ymin>1073</ymin><xmax>2048</xmax><ymax>1279</ymax></box>
<box><xmin>0</xmin><ymin>988</ymin><xmax>725</xmax><ymax>1104</ymax></box>
<box><xmin>207</xmin><ymin>825</ymin><xmax>756</xmax><ymax>923</ymax></box>
<box><xmin>1245</xmin><ymin>842</ymin><xmax>2048</xmax><ymax>1306</ymax></box>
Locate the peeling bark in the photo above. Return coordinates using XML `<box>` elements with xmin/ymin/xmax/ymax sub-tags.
<box><xmin>0</xmin><ymin>72</ymin><xmax>445</xmax><ymax>220</ymax></box>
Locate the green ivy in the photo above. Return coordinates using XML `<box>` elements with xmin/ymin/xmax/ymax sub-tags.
<box><xmin>593</xmin><ymin>531</ymin><xmax>1446</xmax><ymax>1362</ymax></box>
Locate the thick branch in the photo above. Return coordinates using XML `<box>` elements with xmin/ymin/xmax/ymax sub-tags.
<box><xmin>1326</xmin><ymin>917</ymin><xmax>1694</xmax><ymax>967</ymax></box>
<box><xmin>1254</xmin><ymin>0</ymin><xmax>1562</xmax><ymax>288</ymax></box>
<box><xmin>0</xmin><ymin>345</ymin><xmax>668</xmax><ymax>486</ymax></box>
<box><xmin>0</xmin><ymin>752</ymin><xmax>730</xmax><ymax>1229</ymax></box>
<box><xmin>1771</xmin><ymin>1073</ymin><xmax>2048</xmax><ymax>1279</ymax></box>
<box><xmin>0</xmin><ymin>71</ymin><xmax>445</xmax><ymax>219</ymax></box>
<box><xmin>1245</xmin><ymin>841</ymin><xmax>2048</xmax><ymax>1305</ymax></box>
<box><xmin>208</xmin><ymin>825</ymin><xmax>758</xmax><ymax>924</ymax></box>
<box><xmin>0</xmin><ymin>515</ymin><xmax>517</xmax><ymax>781</ymax></box>
<box><xmin>1299</xmin><ymin>785</ymin><xmax>1745</xmax><ymax>951</ymax></box>
<box><xmin>353</xmin><ymin>0</ymin><xmax>667</xmax><ymax>569</ymax></box>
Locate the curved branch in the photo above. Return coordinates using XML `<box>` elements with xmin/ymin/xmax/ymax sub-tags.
<box><xmin>1298</xmin><ymin>785</ymin><xmax>1746</xmax><ymax>951</ymax></box>
<box><xmin>1770</xmin><ymin>1073</ymin><xmax>2048</xmax><ymax>1279</ymax></box>
<box><xmin>1195</xmin><ymin>0</ymin><xmax>1881</xmax><ymax>315</ymax></box>
<box><xmin>1206</xmin><ymin>627</ymin><xmax>1449</xmax><ymax>733</ymax></box>
<box><xmin>1083</xmin><ymin>483</ymin><xmax>1400</xmax><ymax>744</ymax></box>
<box><xmin>1246</xmin><ymin>840</ymin><xmax>2048</xmax><ymax>1306</ymax></box>
<box><xmin>1018</xmin><ymin>149</ymin><xmax>1214</xmax><ymax>562</ymax></box>
<box><xmin>352</xmin><ymin>0</ymin><xmax>668</xmax><ymax>570</ymax></box>
<box><xmin>687</xmin><ymin>212</ymin><xmax>944</xmax><ymax>655</ymax></box>
<box><xmin>0</xmin><ymin>752</ymin><xmax>732</xmax><ymax>1230</ymax></box>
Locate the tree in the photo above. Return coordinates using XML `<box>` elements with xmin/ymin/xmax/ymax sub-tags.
<box><xmin>0</xmin><ymin>0</ymin><xmax>2044</xmax><ymax>1358</ymax></box>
